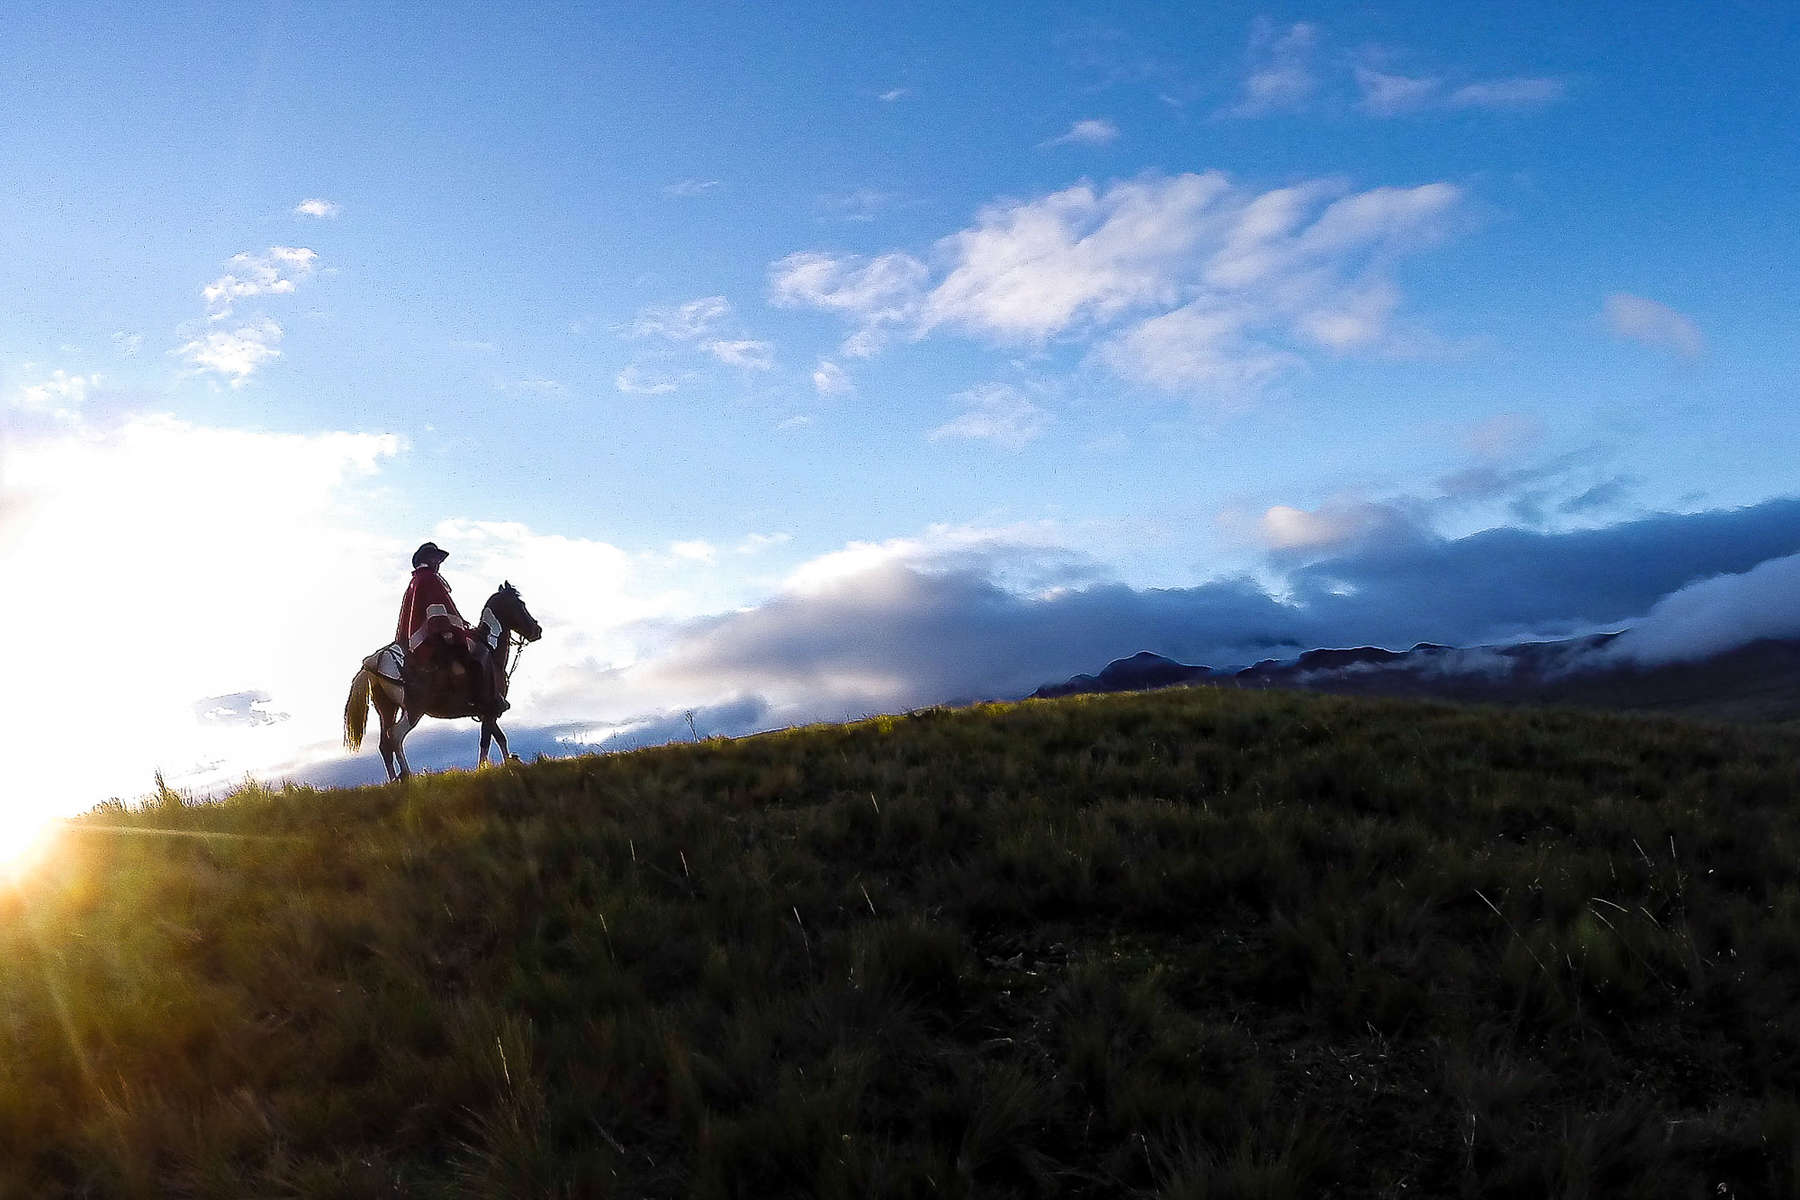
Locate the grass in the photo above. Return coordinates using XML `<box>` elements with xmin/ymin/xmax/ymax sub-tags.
<box><xmin>3</xmin><ymin>686</ymin><xmax>1799</xmax><ymax>1197</ymax></box>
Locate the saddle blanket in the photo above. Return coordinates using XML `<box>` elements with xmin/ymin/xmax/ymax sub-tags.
<box><xmin>363</xmin><ymin>640</ymin><xmax>480</xmax><ymax>686</ymax></box>
<box><xmin>362</xmin><ymin>643</ymin><xmax>407</xmax><ymax>685</ymax></box>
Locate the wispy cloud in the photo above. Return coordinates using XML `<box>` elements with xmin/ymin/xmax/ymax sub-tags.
<box><xmin>293</xmin><ymin>198</ymin><xmax>341</xmax><ymax>218</ymax></box>
<box><xmin>1353</xmin><ymin>67</ymin><xmax>1443</xmax><ymax>116</ymax></box>
<box><xmin>1221</xmin><ymin>19</ymin><xmax>1319</xmax><ymax>117</ymax></box>
<box><xmin>112</xmin><ymin>330</ymin><xmax>143</xmax><ymax>356</ymax></box>
<box><xmin>768</xmin><ymin>251</ymin><xmax>929</xmax><ymax>360</ymax></box>
<box><xmin>1039</xmin><ymin>118</ymin><xmax>1120</xmax><ymax>148</ymax></box>
<box><xmin>704</xmin><ymin>339</ymin><xmax>775</xmax><ymax>370</ymax></box>
<box><xmin>177</xmin><ymin>320</ymin><xmax>285</xmax><ymax>385</ymax></box>
<box><xmin>877</xmin><ymin>87</ymin><xmax>910</xmax><ymax>102</ymax></box>
<box><xmin>1604</xmin><ymin>292</ymin><xmax>1703</xmax><ymax>358</ymax></box>
<box><xmin>812</xmin><ymin>359</ymin><xmax>854</xmax><ymax>396</ymax></box>
<box><xmin>503</xmin><ymin>378</ymin><xmax>566</xmax><ymax>396</ymax></box>
<box><xmin>1355</xmin><ymin>65</ymin><xmax>1567</xmax><ymax>116</ymax></box>
<box><xmin>614</xmin><ymin>364</ymin><xmax>683</xmax><ymax>395</ymax></box>
<box><xmin>1463</xmin><ymin>412</ymin><xmax>1545</xmax><ymax>460</ymax></box>
<box><xmin>1448</xmin><ymin>77</ymin><xmax>1566</xmax><ymax>110</ymax></box>
<box><xmin>663</xmin><ymin>178</ymin><xmax>723</xmax><ymax>197</ymax></box>
<box><xmin>203</xmin><ymin>247</ymin><xmax>317</xmax><ymax>316</ymax></box>
<box><xmin>773</xmin><ymin>172</ymin><xmax>1462</xmax><ymax>402</ymax></box>
<box><xmin>818</xmin><ymin>188</ymin><xmax>892</xmax><ymax>222</ymax></box>
<box><xmin>736</xmin><ymin>531</ymin><xmax>793</xmax><ymax>555</ymax></box>
<box><xmin>11</xmin><ymin>369</ymin><xmax>101</xmax><ymax>417</ymax></box>
<box><xmin>621</xmin><ymin>296</ymin><xmax>731</xmax><ymax>341</ymax></box>
<box><xmin>928</xmin><ymin>383</ymin><xmax>1051</xmax><ymax>449</ymax></box>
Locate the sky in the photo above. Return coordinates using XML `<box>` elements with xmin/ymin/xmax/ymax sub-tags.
<box><xmin>2</xmin><ymin>1</ymin><xmax>1798</xmax><ymax>816</ymax></box>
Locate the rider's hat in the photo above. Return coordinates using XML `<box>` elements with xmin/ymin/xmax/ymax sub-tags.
<box><xmin>412</xmin><ymin>541</ymin><xmax>449</xmax><ymax>568</ymax></box>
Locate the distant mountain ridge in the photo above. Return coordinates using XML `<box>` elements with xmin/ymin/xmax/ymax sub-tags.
<box><xmin>1032</xmin><ymin>635</ymin><xmax>1800</xmax><ymax>723</ymax></box>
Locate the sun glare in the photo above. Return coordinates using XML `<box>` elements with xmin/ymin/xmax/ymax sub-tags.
<box><xmin>0</xmin><ymin>808</ymin><xmax>63</xmax><ymax>884</ymax></box>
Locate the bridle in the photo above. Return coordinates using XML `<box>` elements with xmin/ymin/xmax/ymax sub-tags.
<box><xmin>504</xmin><ymin>630</ymin><xmax>530</xmax><ymax>686</ymax></box>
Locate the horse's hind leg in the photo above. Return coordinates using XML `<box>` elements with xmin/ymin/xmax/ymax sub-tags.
<box><xmin>391</xmin><ymin>710</ymin><xmax>420</xmax><ymax>779</ymax></box>
<box><xmin>373</xmin><ymin>682</ymin><xmax>403</xmax><ymax>781</ymax></box>
<box><xmin>493</xmin><ymin>723</ymin><xmax>513</xmax><ymax>763</ymax></box>
<box><xmin>479</xmin><ymin>722</ymin><xmax>493</xmax><ymax>768</ymax></box>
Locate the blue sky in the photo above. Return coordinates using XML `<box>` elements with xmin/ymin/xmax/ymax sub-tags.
<box><xmin>3</xmin><ymin>2</ymin><xmax>1798</xmax><ymax>816</ymax></box>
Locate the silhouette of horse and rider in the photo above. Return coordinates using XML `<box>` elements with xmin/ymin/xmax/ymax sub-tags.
<box><xmin>343</xmin><ymin>541</ymin><xmax>543</xmax><ymax>780</ymax></box>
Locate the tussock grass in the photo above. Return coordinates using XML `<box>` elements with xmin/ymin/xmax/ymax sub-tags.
<box><xmin>3</xmin><ymin>687</ymin><xmax>1799</xmax><ymax>1196</ymax></box>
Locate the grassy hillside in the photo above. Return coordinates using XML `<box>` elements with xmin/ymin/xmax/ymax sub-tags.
<box><xmin>4</xmin><ymin>688</ymin><xmax>1800</xmax><ymax>1198</ymax></box>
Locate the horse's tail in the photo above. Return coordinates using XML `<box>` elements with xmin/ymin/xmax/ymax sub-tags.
<box><xmin>344</xmin><ymin>670</ymin><xmax>371</xmax><ymax>750</ymax></box>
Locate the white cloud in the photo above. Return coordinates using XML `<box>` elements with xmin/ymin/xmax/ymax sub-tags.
<box><xmin>783</xmin><ymin>519</ymin><xmax>1080</xmax><ymax>595</ymax></box>
<box><xmin>1255</xmin><ymin>502</ymin><xmax>1399</xmax><ymax>552</ymax></box>
<box><xmin>1297</xmin><ymin>279</ymin><xmax>1400</xmax><ymax>350</ymax></box>
<box><xmin>671</xmin><ymin>539</ymin><xmax>717</xmax><ymax>563</ymax></box>
<box><xmin>769</xmin><ymin>250</ymin><xmax>928</xmax><ymax>322</ymax></box>
<box><xmin>1448</xmin><ymin>77</ymin><xmax>1565</xmax><ymax>109</ymax></box>
<box><xmin>839</xmin><ymin>328</ymin><xmax>886</xmax><ymax>359</ymax></box>
<box><xmin>812</xmin><ymin>359</ymin><xmax>854</xmax><ymax>396</ymax></box>
<box><xmin>202</xmin><ymin>246</ymin><xmax>318</xmax><ymax>314</ymax></box>
<box><xmin>704</xmin><ymin>339</ymin><xmax>775</xmax><ymax>370</ymax></box>
<box><xmin>1222</xmin><ymin>19</ymin><xmax>1319</xmax><ymax>117</ymax></box>
<box><xmin>878</xmin><ymin>87</ymin><xmax>910</xmax><ymax>102</ymax></box>
<box><xmin>1101</xmin><ymin>301</ymin><xmax>1298</xmax><ymax>395</ymax></box>
<box><xmin>663</xmin><ymin>178</ymin><xmax>723</xmax><ymax>197</ymax></box>
<box><xmin>1355</xmin><ymin>66</ymin><xmax>1564</xmax><ymax>116</ymax></box>
<box><xmin>1604</xmin><ymin>292</ymin><xmax>1703</xmax><ymax>358</ymax></box>
<box><xmin>1040</xmin><ymin>118</ymin><xmax>1120</xmax><ymax>148</ymax></box>
<box><xmin>505</xmin><ymin>378</ymin><xmax>566</xmax><ymax>395</ymax></box>
<box><xmin>12</xmin><ymin>369</ymin><xmax>101</xmax><ymax>416</ymax></box>
<box><xmin>736</xmin><ymin>531</ymin><xmax>793</xmax><ymax>555</ymax></box>
<box><xmin>1605</xmin><ymin>551</ymin><xmax>1800</xmax><ymax>666</ymax></box>
<box><xmin>1354</xmin><ymin>67</ymin><xmax>1442</xmax><ymax>116</ymax></box>
<box><xmin>177</xmin><ymin>319</ymin><xmax>285</xmax><ymax>384</ymax></box>
<box><xmin>621</xmin><ymin>296</ymin><xmax>731</xmax><ymax>341</ymax></box>
<box><xmin>112</xmin><ymin>331</ymin><xmax>143</xmax><ymax>356</ymax></box>
<box><xmin>928</xmin><ymin>383</ymin><xmax>1052</xmax><ymax>449</ymax></box>
<box><xmin>294</xmin><ymin>198</ymin><xmax>341</xmax><ymax>218</ymax></box>
<box><xmin>773</xmin><ymin>172</ymin><xmax>1462</xmax><ymax>400</ymax></box>
<box><xmin>614</xmin><ymin>364</ymin><xmax>682</xmax><ymax>394</ymax></box>
<box><xmin>924</xmin><ymin>173</ymin><xmax>1232</xmax><ymax>341</ymax></box>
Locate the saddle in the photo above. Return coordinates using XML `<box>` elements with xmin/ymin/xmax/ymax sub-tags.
<box><xmin>364</xmin><ymin>638</ymin><xmax>506</xmax><ymax>714</ymax></box>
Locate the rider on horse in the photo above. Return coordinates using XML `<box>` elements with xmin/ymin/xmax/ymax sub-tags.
<box><xmin>397</xmin><ymin>541</ymin><xmax>507</xmax><ymax>715</ymax></box>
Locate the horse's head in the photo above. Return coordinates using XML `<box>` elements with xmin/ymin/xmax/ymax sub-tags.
<box><xmin>487</xmin><ymin>581</ymin><xmax>543</xmax><ymax>642</ymax></box>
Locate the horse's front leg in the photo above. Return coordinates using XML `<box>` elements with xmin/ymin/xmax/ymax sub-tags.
<box><xmin>491</xmin><ymin>721</ymin><xmax>513</xmax><ymax>763</ymax></box>
<box><xmin>478</xmin><ymin>721</ymin><xmax>494</xmax><ymax>768</ymax></box>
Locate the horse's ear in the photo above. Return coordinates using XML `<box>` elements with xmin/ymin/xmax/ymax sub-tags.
<box><xmin>503</xmin><ymin>579</ymin><xmax>512</xmax><ymax>591</ymax></box>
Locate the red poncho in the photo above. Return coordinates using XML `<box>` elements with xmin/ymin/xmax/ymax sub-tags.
<box><xmin>396</xmin><ymin>565</ymin><xmax>470</xmax><ymax>658</ymax></box>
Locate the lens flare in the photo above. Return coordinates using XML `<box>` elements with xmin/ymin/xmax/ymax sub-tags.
<box><xmin>0</xmin><ymin>808</ymin><xmax>63</xmax><ymax>884</ymax></box>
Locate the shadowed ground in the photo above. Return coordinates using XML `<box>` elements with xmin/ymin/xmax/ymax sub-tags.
<box><xmin>3</xmin><ymin>687</ymin><xmax>1798</xmax><ymax>1197</ymax></box>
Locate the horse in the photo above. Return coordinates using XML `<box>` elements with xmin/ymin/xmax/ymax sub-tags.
<box><xmin>342</xmin><ymin>582</ymin><xmax>544</xmax><ymax>780</ymax></box>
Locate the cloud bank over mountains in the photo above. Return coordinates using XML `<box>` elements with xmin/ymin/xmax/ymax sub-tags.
<box><xmin>297</xmin><ymin>493</ymin><xmax>1800</xmax><ymax>789</ymax></box>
